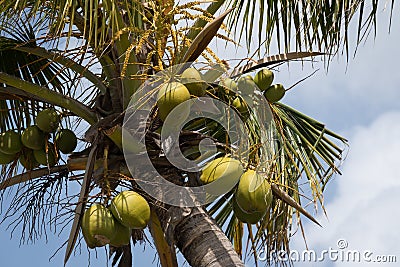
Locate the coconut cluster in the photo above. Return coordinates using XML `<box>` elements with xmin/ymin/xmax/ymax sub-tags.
<box><xmin>81</xmin><ymin>191</ymin><xmax>150</xmax><ymax>248</ymax></box>
<box><xmin>223</xmin><ymin>68</ymin><xmax>285</xmax><ymax>103</ymax></box>
<box><xmin>0</xmin><ymin>109</ymin><xmax>77</xmax><ymax>169</ymax></box>
<box><xmin>155</xmin><ymin>67</ymin><xmax>284</xmax><ymax>125</ymax></box>
<box><xmin>216</xmin><ymin>68</ymin><xmax>284</xmax><ymax>122</ymax></box>
<box><xmin>153</xmin><ymin>67</ymin><xmax>279</xmax><ymax>223</ymax></box>
<box><xmin>200</xmin><ymin>157</ymin><xmax>272</xmax><ymax>224</ymax></box>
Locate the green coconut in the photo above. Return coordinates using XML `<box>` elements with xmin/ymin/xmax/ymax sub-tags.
<box><xmin>109</xmin><ymin>219</ymin><xmax>131</xmax><ymax>247</ymax></box>
<box><xmin>55</xmin><ymin>129</ymin><xmax>77</xmax><ymax>154</ymax></box>
<box><xmin>232</xmin><ymin>197</ymin><xmax>265</xmax><ymax>224</ymax></box>
<box><xmin>33</xmin><ymin>142</ymin><xmax>59</xmax><ymax>167</ymax></box>
<box><xmin>21</xmin><ymin>125</ymin><xmax>45</xmax><ymax>150</ymax></box>
<box><xmin>264</xmin><ymin>84</ymin><xmax>285</xmax><ymax>103</ymax></box>
<box><xmin>199</xmin><ymin>156</ymin><xmax>243</xmax><ymax>185</ymax></box>
<box><xmin>110</xmin><ymin>191</ymin><xmax>151</xmax><ymax>229</ymax></box>
<box><xmin>0</xmin><ymin>150</ymin><xmax>16</xmax><ymax>165</ymax></box>
<box><xmin>232</xmin><ymin>96</ymin><xmax>250</xmax><ymax>120</ymax></box>
<box><xmin>19</xmin><ymin>149</ymin><xmax>39</xmax><ymax>170</ymax></box>
<box><xmin>219</xmin><ymin>77</ymin><xmax>238</xmax><ymax>94</ymax></box>
<box><xmin>237</xmin><ymin>75</ymin><xmax>257</xmax><ymax>95</ymax></box>
<box><xmin>81</xmin><ymin>203</ymin><xmax>116</xmax><ymax>248</ymax></box>
<box><xmin>181</xmin><ymin>68</ymin><xmax>206</xmax><ymax>97</ymax></box>
<box><xmin>235</xmin><ymin>169</ymin><xmax>272</xmax><ymax>213</ymax></box>
<box><xmin>157</xmin><ymin>82</ymin><xmax>191</xmax><ymax>121</ymax></box>
<box><xmin>36</xmin><ymin>109</ymin><xmax>60</xmax><ymax>133</ymax></box>
<box><xmin>254</xmin><ymin>69</ymin><xmax>274</xmax><ymax>91</ymax></box>
<box><xmin>0</xmin><ymin>131</ymin><xmax>22</xmax><ymax>155</ymax></box>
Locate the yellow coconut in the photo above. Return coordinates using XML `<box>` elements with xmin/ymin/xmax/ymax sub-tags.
<box><xmin>21</xmin><ymin>125</ymin><xmax>45</xmax><ymax>150</ymax></box>
<box><xmin>181</xmin><ymin>68</ymin><xmax>206</xmax><ymax>97</ymax></box>
<box><xmin>81</xmin><ymin>203</ymin><xmax>116</xmax><ymax>248</ymax></box>
<box><xmin>237</xmin><ymin>75</ymin><xmax>256</xmax><ymax>95</ymax></box>
<box><xmin>264</xmin><ymin>84</ymin><xmax>285</xmax><ymax>103</ymax></box>
<box><xmin>109</xmin><ymin>219</ymin><xmax>131</xmax><ymax>247</ymax></box>
<box><xmin>110</xmin><ymin>191</ymin><xmax>151</xmax><ymax>229</ymax></box>
<box><xmin>254</xmin><ymin>69</ymin><xmax>274</xmax><ymax>91</ymax></box>
<box><xmin>55</xmin><ymin>129</ymin><xmax>77</xmax><ymax>154</ymax></box>
<box><xmin>36</xmin><ymin>109</ymin><xmax>60</xmax><ymax>133</ymax></box>
<box><xmin>232</xmin><ymin>197</ymin><xmax>265</xmax><ymax>224</ymax></box>
<box><xmin>199</xmin><ymin>156</ymin><xmax>243</xmax><ymax>185</ymax></box>
<box><xmin>157</xmin><ymin>82</ymin><xmax>191</xmax><ymax>121</ymax></box>
<box><xmin>0</xmin><ymin>131</ymin><xmax>22</xmax><ymax>155</ymax></box>
<box><xmin>235</xmin><ymin>169</ymin><xmax>272</xmax><ymax>213</ymax></box>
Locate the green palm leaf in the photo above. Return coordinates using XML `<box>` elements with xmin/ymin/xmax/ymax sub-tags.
<box><xmin>0</xmin><ymin>22</ymin><xmax>72</xmax><ymax>131</ymax></box>
<box><xmin>226</xmin><ymin>0</ymin><xmax>388</xmax><ymax>57</ymax></box>
<box><xmin>206</xmin><ymin>97</ymin><xmax>347</xmax><ymax>264</ymax></box>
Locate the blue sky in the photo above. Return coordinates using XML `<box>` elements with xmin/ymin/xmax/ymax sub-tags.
<box><xmin>1</xmin><ymin>4</ymin><xmax>400</xmax><ymax>267</ymax></box>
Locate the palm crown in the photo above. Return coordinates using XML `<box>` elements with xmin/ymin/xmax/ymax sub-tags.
<box><xmin>0</xmin><ymin>1</ymin><xmax>388</xmax><ymax>266</ymax></box>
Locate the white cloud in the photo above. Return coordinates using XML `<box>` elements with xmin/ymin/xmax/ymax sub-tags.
<box><xmin>291</xmin><ymin>111</ymin><xmax>400</xmax><ymax>266</ymax></box>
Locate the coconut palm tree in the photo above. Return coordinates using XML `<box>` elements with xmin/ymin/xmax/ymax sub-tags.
<box><xmin>0</xmin><ymin>1</ymin><xmax>389</xmax><ymax>266</ymax></box>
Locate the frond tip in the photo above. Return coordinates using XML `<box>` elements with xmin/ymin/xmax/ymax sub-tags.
<box><xmin>226</xmin><ymin>0</ymin><xmax>388</xmax><ymax>58</ymax></box>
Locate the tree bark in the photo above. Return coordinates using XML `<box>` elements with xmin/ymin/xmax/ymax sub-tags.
<box><xmin>156</xmin><ymin>205</ymin><xmax>245</xmax><ymax>267</ymax></box>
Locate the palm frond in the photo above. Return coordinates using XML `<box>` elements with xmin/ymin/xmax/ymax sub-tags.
<box><xmin>231</xmin><ymin>52</ymin><xmax>325</xmax><ymax>77</ymax></box>
<box><xmin>248</xmin><ymin>102</ymin><xmax>347</xmax><ymax>264</ymax></box>
<box><xmin>0</xmin><ymin>0</ymin><xmax>144</xmax><ymax>55</ymax></box>
<box><xmin>0</xmin><ymin>22</ymin><xmax>73</xmax><ymax>131</ymax></box>
<box><xmin>0</xmin><ymin>165</ymin><xmax>68</xmax><ymax>190</ymax></box>
<box><xmin>226</xmin><ymin>0</ymin><xmax>387</xmax><ymax>57</ymax></box>
<box><xmin>0</xmin><ymin>168</ymin><xmax>70</xmax><ymax>244</ymax></box>
<box><xmin>0</xmin><ymin>73</ymin><xmax>97</xmax><ymax>124</ymax></box>
<box><xmin>64</xmin><ymin>142</ymin><xmax>98</xmax><ymax>264</ymax></box>
<box><xmin>205</xmin><ymin>94</ymin><xmax>347</xmax><ymax>265</ymax></box>
<box><xmin>272</xmin><ymin>102</ymin><xmax>348</xmax><ymax>189</ymax></box>
<box><xmin>148</xmin><ymin>209</ymin><xmax>178</xmax><ymax>267</ymax></box>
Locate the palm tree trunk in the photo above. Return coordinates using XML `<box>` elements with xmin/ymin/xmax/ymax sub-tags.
<box><xmin>156</xmin><ymin>205</ymin><xmax>245</xmax><ymax>267</ymax></box>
